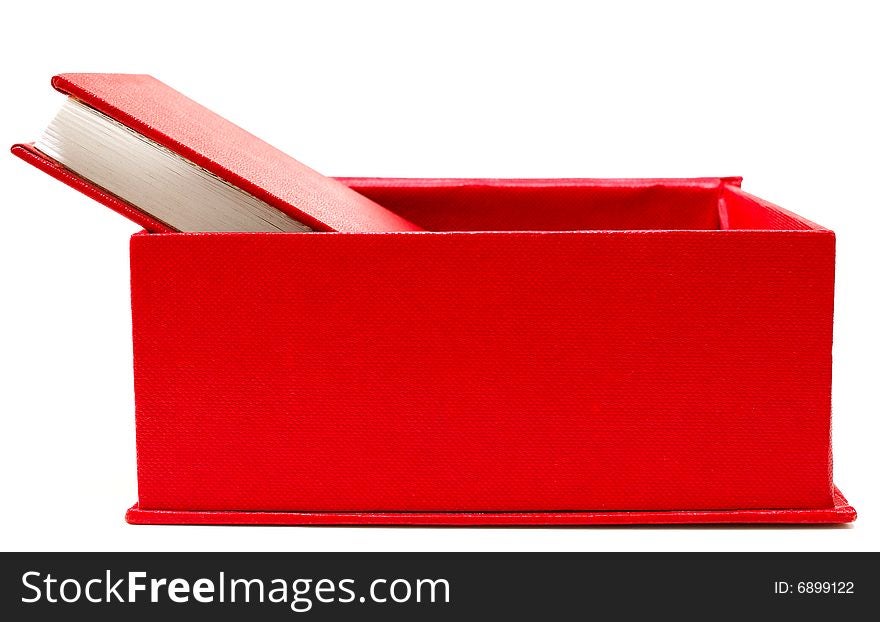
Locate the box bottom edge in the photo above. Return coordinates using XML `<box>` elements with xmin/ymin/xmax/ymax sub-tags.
<box><xmin>125</xmin><ymin>487</ymin><xmax>856</xmax><ymax>526</ymax></box>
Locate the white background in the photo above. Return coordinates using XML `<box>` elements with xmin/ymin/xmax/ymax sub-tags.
<box><xmin>1</xmin><ymin>1</ymin><xmax>877</xmax><ymax>552</ymax></box>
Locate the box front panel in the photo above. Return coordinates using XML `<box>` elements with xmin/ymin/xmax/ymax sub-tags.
<box><xmin>130</xmin><ymin>229</ymin><xmax>834</xmax><ymax>512</ymax></box>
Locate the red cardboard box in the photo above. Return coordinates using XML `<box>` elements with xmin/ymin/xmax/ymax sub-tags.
<box><xmin>124</xmin><ymin>177</ymin><xmax>855</xmax><ymax>525</ymax></box>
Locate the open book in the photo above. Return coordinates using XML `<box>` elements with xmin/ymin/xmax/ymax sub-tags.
<box><xmin>13</xmin><ymin>74</ymin><xmax>422</xmax><ymax>233</ymax></box>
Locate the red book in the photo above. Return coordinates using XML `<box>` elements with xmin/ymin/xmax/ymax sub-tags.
<box><xmin>11</xmin><ymin>74</ymin><xmax>422</xmax><ymax>233</ymax></box>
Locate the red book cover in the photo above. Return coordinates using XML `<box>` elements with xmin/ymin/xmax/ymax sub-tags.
<box><xmin>11</xmin><ymin>74</ymin><xmax>422</xmax><ymax>233</ymax></box>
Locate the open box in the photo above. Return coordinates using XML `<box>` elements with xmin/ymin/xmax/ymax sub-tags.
<box><xmin>10</xmin><ymin>71</ymin><xmax>853</xmax><ymax>525</ymax></box>
<box><xmin>115</xmin><ymin>176</ymin><xmax>853</xmax><ymax>525</ymax></box>
<box><xmin>8</xmin><ymin>142</ymin><xmax>855</xmax><ymax>525</ymax></box>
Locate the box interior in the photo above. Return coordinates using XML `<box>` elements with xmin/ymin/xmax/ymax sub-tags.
<box><xmin>10</xmin><ymin>145</ymin><xmax>821</xmax><ymax>234</ymax></box>
<box><xmin>343</xmin><ymin>180</ymin><xmax>819</xmax><ymax>232</ymax></box>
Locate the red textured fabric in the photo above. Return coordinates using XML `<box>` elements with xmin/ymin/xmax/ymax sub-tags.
<box><xmin>14</xmin><ymin>74</ymin><xmax>422</xmax><ymax>233</ymax></box>
<box><xmin>342</xmin><ymin>177</ymin><xmax>743</xmax><ymax>232</ymax></box>
<box><xmin>129</xmin><ymin>178</ymin><xmax>845</xmax><ymax>521</ymax></box>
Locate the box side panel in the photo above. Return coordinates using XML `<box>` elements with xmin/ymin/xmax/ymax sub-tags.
<box><xmin>341</xmin><ymin>180</ymin><xmax>722</xmax><ymax>231</ymax></box>
<box><xmin>130</xmin><ymin>230</ymin><xmax>834</xmax><ymax>512</ymax></box>
<box><xmin>722</xmin><ymin>186</ymin><xmax>825</xmax><ymax>231</ymax></box>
